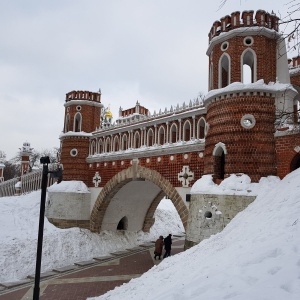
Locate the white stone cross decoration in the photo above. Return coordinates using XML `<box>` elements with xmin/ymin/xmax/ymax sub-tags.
<box><xmin>178</xmin><ymin>165</ymin><xmax>194</xmax><ymax>187</ymax></box>
<box><xmin>93</xmin><ymin>172</ymin><xmax>101</xmax><ymax>187</ymax></box>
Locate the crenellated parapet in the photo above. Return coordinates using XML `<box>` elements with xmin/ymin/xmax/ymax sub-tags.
<box><xmin>208</xmin><ymin>10</ymin><xmax>279</xmax><ymax>42</ymax></box>
<box><xmin>65</xmin><ymin>90</ymin><xmax>101</xmax><ymax>103</ymax></box>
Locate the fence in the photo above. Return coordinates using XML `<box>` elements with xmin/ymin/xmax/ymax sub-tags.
<box><xmin>0</xmin><ymin>170</ymin><xmax>57</xmax><ymax>197</ymax></box>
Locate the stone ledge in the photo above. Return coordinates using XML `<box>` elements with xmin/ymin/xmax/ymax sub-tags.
<box><xmin>27</xmin><ymin>271</ymin><xmax>57</xmax><ymax>280</ymax></box>
<box><xmin>0</xmin><ymin>279</ymin><xmax>32</xmax><ymax>289</ymax></box>
<box><xmin>52</xmin><ymin>265</ymin><xmax>78</xmax><ymax>273</ymax></box>
<box><xmin>74</xmin><ymin>260</ymin><xmax>96</xmax><ymax>266</ymax></box>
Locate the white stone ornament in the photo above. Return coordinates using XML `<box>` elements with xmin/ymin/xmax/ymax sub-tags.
<box><xmin>93</xmin><ymin>172</ymin><xmax>101</xmax><ymax>187</ymax></box>
<box><xmin>178</xmin><ymin>165</ymin><xmax>194</xmax><ymax>187</ymax></box>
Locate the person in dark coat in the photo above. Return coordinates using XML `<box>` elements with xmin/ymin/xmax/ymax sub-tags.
<box><xmin>154</xmin><ymin>235</ymin><xmax>164</xmax><ymax>260</ymax></box>
<box><xmin>163</xmin><ymin>234</ymin><xmax>172</xmax><ymax>258</ymax></box>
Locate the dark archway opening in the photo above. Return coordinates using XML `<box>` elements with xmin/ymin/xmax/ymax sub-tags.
<box><xmin>117</xmin><ymin>216</ymin><xmax>128</xmax><ymax>230</ymax></box>
<box><xmin>214</xmin><ymin>150</ymin><xmax>225</xmax><ymax>181</ymax></box>
<box><xmin>290</xmin><ymin>153</ymin><xmax>300</xmax><ymax>172</ymax></box>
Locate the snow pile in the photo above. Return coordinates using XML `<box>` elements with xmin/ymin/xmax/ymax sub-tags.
<box><xmin>89</xmin><ymin>169</ymin><xmax>300</xmax><ymax>300</ymax></box>
<box><xmin>191</xmin><ymin>173</ymin><xmax>280</xmax><ymax>196</ymax></box>
<box><xmin>48</xmin><ymin>180</ymin><xmax>90</xmax><ymax>193</ymax></box>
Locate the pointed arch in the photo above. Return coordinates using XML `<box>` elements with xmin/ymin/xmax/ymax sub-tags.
<box><xmin>90</xmin><ymin>140</ymin><xmax>96</xmax><ymax>155</ymax></box>
<box><xmin>169</xmin><ymin>123</ymin><xmax>178</xmax><ymax>143</ymax></box>
<box><xmin>117</xmin><ymin>216</ymin><xmax>128</xmax><ymax>230</ymax></box>
<box><xmin>197</xmin><ymin>117</ymin><xmax>206</xmax><ymax>139</ymax></box>
<box><xmin>98</xmin><ymin>139</ymin><xmax>104</xmax><ymax>154</ymax></box>
<box><xmin>105</xmin><ymin>137</ymin><xmax>111</xmax><ymax>153</ymax></box>
<box><xmin>241</xmin><ymin>48</ymin><xmax>257</xmax><ymax>83</ymax></box>
<box><xmin>65</xmin><ymin>114</ymin><xmax>70</xmax><ymax>132</ymax></box>
<box><xmin>209</xmin><ymin>62</ymin><xmax>214</xmax><ymax>90</ymax></box>
<box><xmin>147</xmin><ymin>128</ymin><xmax>154</xmax><ymax>147</ymax></box>
<box><xmin>113</xmin><ymin>135</ymin><xmax>120</xmax><ymax>152</ymax></box>
<box><xmin>158</xmin><ymin>125</ymin><xmax>166</xmax><ymax>145</ymax></box>
<box><xmin>73</xmin><ymin>112</ymin><xmax>82</xmax><ymax>132</ymax></box>
<box><xmin>122</xmin><ymin>134</ymin><xmax>128</xmax><ymax>151</ymax></box>
<box><xmin>213</xmin><ymin>142</ymin><xmax>227</xmax><ymax>180</ymax></box>
<box><xmin>182</xmin><ymin>120</ymin><xmax>192</xmax><ymax>142</ymax></box>
<box><xmin>218</xmin><ymin>53</ymin><xmax>231</xmax><ymax>88</ymax></box>
<box><xmin>133</xmin><ymin>131</ymin><xmax>141</xmax><ymax>149</ymax></box>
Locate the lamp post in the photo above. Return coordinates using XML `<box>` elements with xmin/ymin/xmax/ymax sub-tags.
<box><xmin>33</xmin><ymin>157</ymin><xmax>62</xmax><ymax>300</ymax></box>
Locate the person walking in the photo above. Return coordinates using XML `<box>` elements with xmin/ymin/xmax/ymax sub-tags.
<box><xmin>154</xmin><ymin>235</ymin><xmax>164</xmax><ymax>260</ymax></box>
<box><xmin>163</xmin><ymin>234</ymin><xmax>172</xmax><ymax>258</ymax></box>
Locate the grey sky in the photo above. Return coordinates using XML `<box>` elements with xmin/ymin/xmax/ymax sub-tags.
<box><xmin>0</xmin><ymin>0</ymin><xmax>295</xmax><ymax>160</ymax></box>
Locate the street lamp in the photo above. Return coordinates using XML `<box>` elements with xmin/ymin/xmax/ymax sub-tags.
<box><xmin>33</xmin><ymin>157</ymin><xmax>62</xmax><ymax>300</ymax></box>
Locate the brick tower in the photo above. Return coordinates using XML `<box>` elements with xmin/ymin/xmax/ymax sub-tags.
<box><xmin>19</xmin><ymin>142</ymin><xmax>33</xmax><ymax>175</ymax></box>
<box><xmin>203</xmin><ymin>10</ymin><xmax>297</xmax><ymax>182</ymax></box>
<box><xmin>60</xmin><ymin>90</ymin><xmax>103</xmax><ymax>184</ymax></box>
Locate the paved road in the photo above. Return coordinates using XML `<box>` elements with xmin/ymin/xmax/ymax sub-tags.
<box><xmin>0</xmin><ymin>237</ymin><xmax>185</xmax><ymax>300</ymax></box>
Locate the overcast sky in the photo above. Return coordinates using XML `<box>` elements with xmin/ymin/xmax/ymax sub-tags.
<box><xmin>0</xmin><ymin>0</ymin><xmax>296</xmax><ymax>160</ymax></box>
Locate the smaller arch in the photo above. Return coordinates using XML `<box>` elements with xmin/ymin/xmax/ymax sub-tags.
<box><xmin>73</xmin><ymin>112</ymin><xmax>82</xmax><ymax>132</ymax></box>
<box><xmin>133</xmin><ymin>131</ymin><xmax>141</xmax><ymax>149</ymax></box>
<box><xmin>182</xmin><ymin>120</ymin><xmax>192</xmax><ymax>142</ymax></box>
<box><xmin>218</xmin><ymin>53</ymin><xmax>231</xmax><ymax>88</ymax></box>
<box><xmin>158</xmin><ymin>125</ymin><xmax>166</xmax><ymax>145</ymax></box>
<box><xmin>117</xmin><ymin>216</ymin><xmax>128</xmax><ymax>230</ymax></box>
<box><xmin>122</xmin><ymin>134</ymin><xmax>128</xmax><ymax>151</ymax></box>
<box><xmin>147</xmin><ymin>128</ymin><xmax>154</xmax><ymax>147</ymax></box>
<box><xmin>290</xmin><ymin>153</ymin><xmax>300</xmax><ymax>172</ymax></box>
<box><xmin>98</xmin><ymin>139</ymin><xmax>104</xmax><ymax>154</ymax></box>
<box><xmin>241</xmin><ymin>48</ymin><xmax>257</xmax><ymax>83</ymax></box>
<box><xmin>213</xmin><ymin>142</ymin><xmax>227</xmax><ymax>156</ymax></box>
<box><xmin>113</xmin><ymin>135</ymin><xmax>120</xmax><ymax>152</ymax></box>
<box><xmin>197</xmin><ymin>117</ymin><xmax>206</xmax><ymax>139</ymax></box>
<box><xmin>213</xmin><ymin>142</ymin><xmax>227</xmax><ymax>180</ymax></box>
<box><xmin>90</xmin><ymin>140</ymin><xmax>96</xmax><ymax>155</ymax></box>
<box><xmin>105</xmin><ymin>137</ymin><xmax>111</xmax><ymax>153</ymax></box>
<box><xmin>209</xmin><ymin>62</ymin><xmax>214</xmax><ymax>90</ymax></box>
<box><xmin>169</xmin><ymin>123</ymin><xmax>178</xmax><ymax>143</ymax></box>
<box><xmin>64</xmin><ymin>114</ymin><xmax>70</xmax><ymax>132</ymax></box>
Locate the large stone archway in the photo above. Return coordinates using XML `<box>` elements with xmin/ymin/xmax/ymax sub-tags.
<box><xmin>90</xmin><ymin>164</ymin><xmax>189</xmax><ymax>233</ymax></box>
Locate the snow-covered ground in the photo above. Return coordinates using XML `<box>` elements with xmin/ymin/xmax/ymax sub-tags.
<box><xmin>88</xmin><ymin>170</ymin><xmax>300</xmax><ymax>300</ymax></box>
<box><xmin>1</xmin><ymin>169</ymin><xmax>300</xmax><ymax>300</ymax></box>
<box><xmin>0</xmin><ymin>192</ymin><xmax>184</xmax><ymax>283</ymax></box>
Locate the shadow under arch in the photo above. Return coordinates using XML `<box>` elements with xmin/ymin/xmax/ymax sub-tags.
<box><xmin>290</xmin><ymin>153</ymin><xmax>300</xmax><ymax>172</ymax></box>
<box><xmin>90</xmin><ymin>165</ymin><xmax>188</xmax><ymax>233</ymax></box>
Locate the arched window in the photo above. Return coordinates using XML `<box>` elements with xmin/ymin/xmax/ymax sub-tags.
<box><xmin>241</xmin><ymin>49</ymin><xmax>257</xmax><ymax>83</ymax></box>
<box><xmin>113</xmin><ymin>136</ymin><xmax>119</xmax><ymax>152</ymax></box>
<box><xmin>65</xmin><ymin>114</ymin><xmax>70</xmax><ymax>132</ymax></box>
<box><xmin>158</xmin><ymin>126</ymin><xmax>165</xmax><ymax>145</ymax></box>
<box><xmin>183</xmin><ymin>120</ymin><xmax>191</xmax><ymax>142</ymax></box>
<box><xmin>147</xmin><ymin>128</ymin><xmax>154</xmax><ymax>147</ymax></box>
<box><xmin>90</xmin><ymin>140</ymin><xmax>96</xmax><ymax>155</ymax></box>
<box><xmin>169</xmin><ymin>123</ymin><xmax>178</xmax><ymax>143</ymax></box>
<box><xmin>122</xmin><ymin>134</ymin><xmax>128</xmax><ymax>151</ymax></box>
<box><xmin>218</xmin><ymin>53</ymin><xmax>231</xmax><ymax>88</ymax></box>
<box><xmin>133</xmin><ymin>131</ymin><xmax>141</xmax><ymax>149</ymax></box>
<box><xmin>105</xmin><ymin>137</ymin><xmax>111</xmax><ymax>153</ymax></box>
<box><xmin>73</xmin><ymin>112</ymin><xmax>82</xmax><ymax>132</ymax></box>
<box><xmin>98</xmin><ymin>139</ymin><xmax>104</xmax><ymax>154</ymax></box>
<box><xmin>197</xmin><ymin>118</ymin><xmax>206</xmax><ymax>139</ymax></box>
<box><xmin>117</xmin><ymin>216</ymin><xmax>128</xmax><ymax>230</ymax></box>
<box><xmin>209</xmin><ymin>62</ymin><xmax>213</xmax><ymax>90</ymax></box>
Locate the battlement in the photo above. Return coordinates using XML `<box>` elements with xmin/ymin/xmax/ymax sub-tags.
<box><xmin>208</xmin><ymin>10</ymin><xmax>279</xmax><ymax>42</ymax></box>
<box><xmin>65</xmin><ymin>90</ymin><xmax>101</xmax><ymax>103</ymax></box>
<box><xmin>289</xmin><ymin>55</ymin><xmax>300</xmax><ymax>69</ymax></box>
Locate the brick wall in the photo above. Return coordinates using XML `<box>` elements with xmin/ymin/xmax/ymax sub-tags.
<box><xmin>204</xmin><ymin>94</ymin><xmax>276</xmax><ymax>182</ymax></box>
